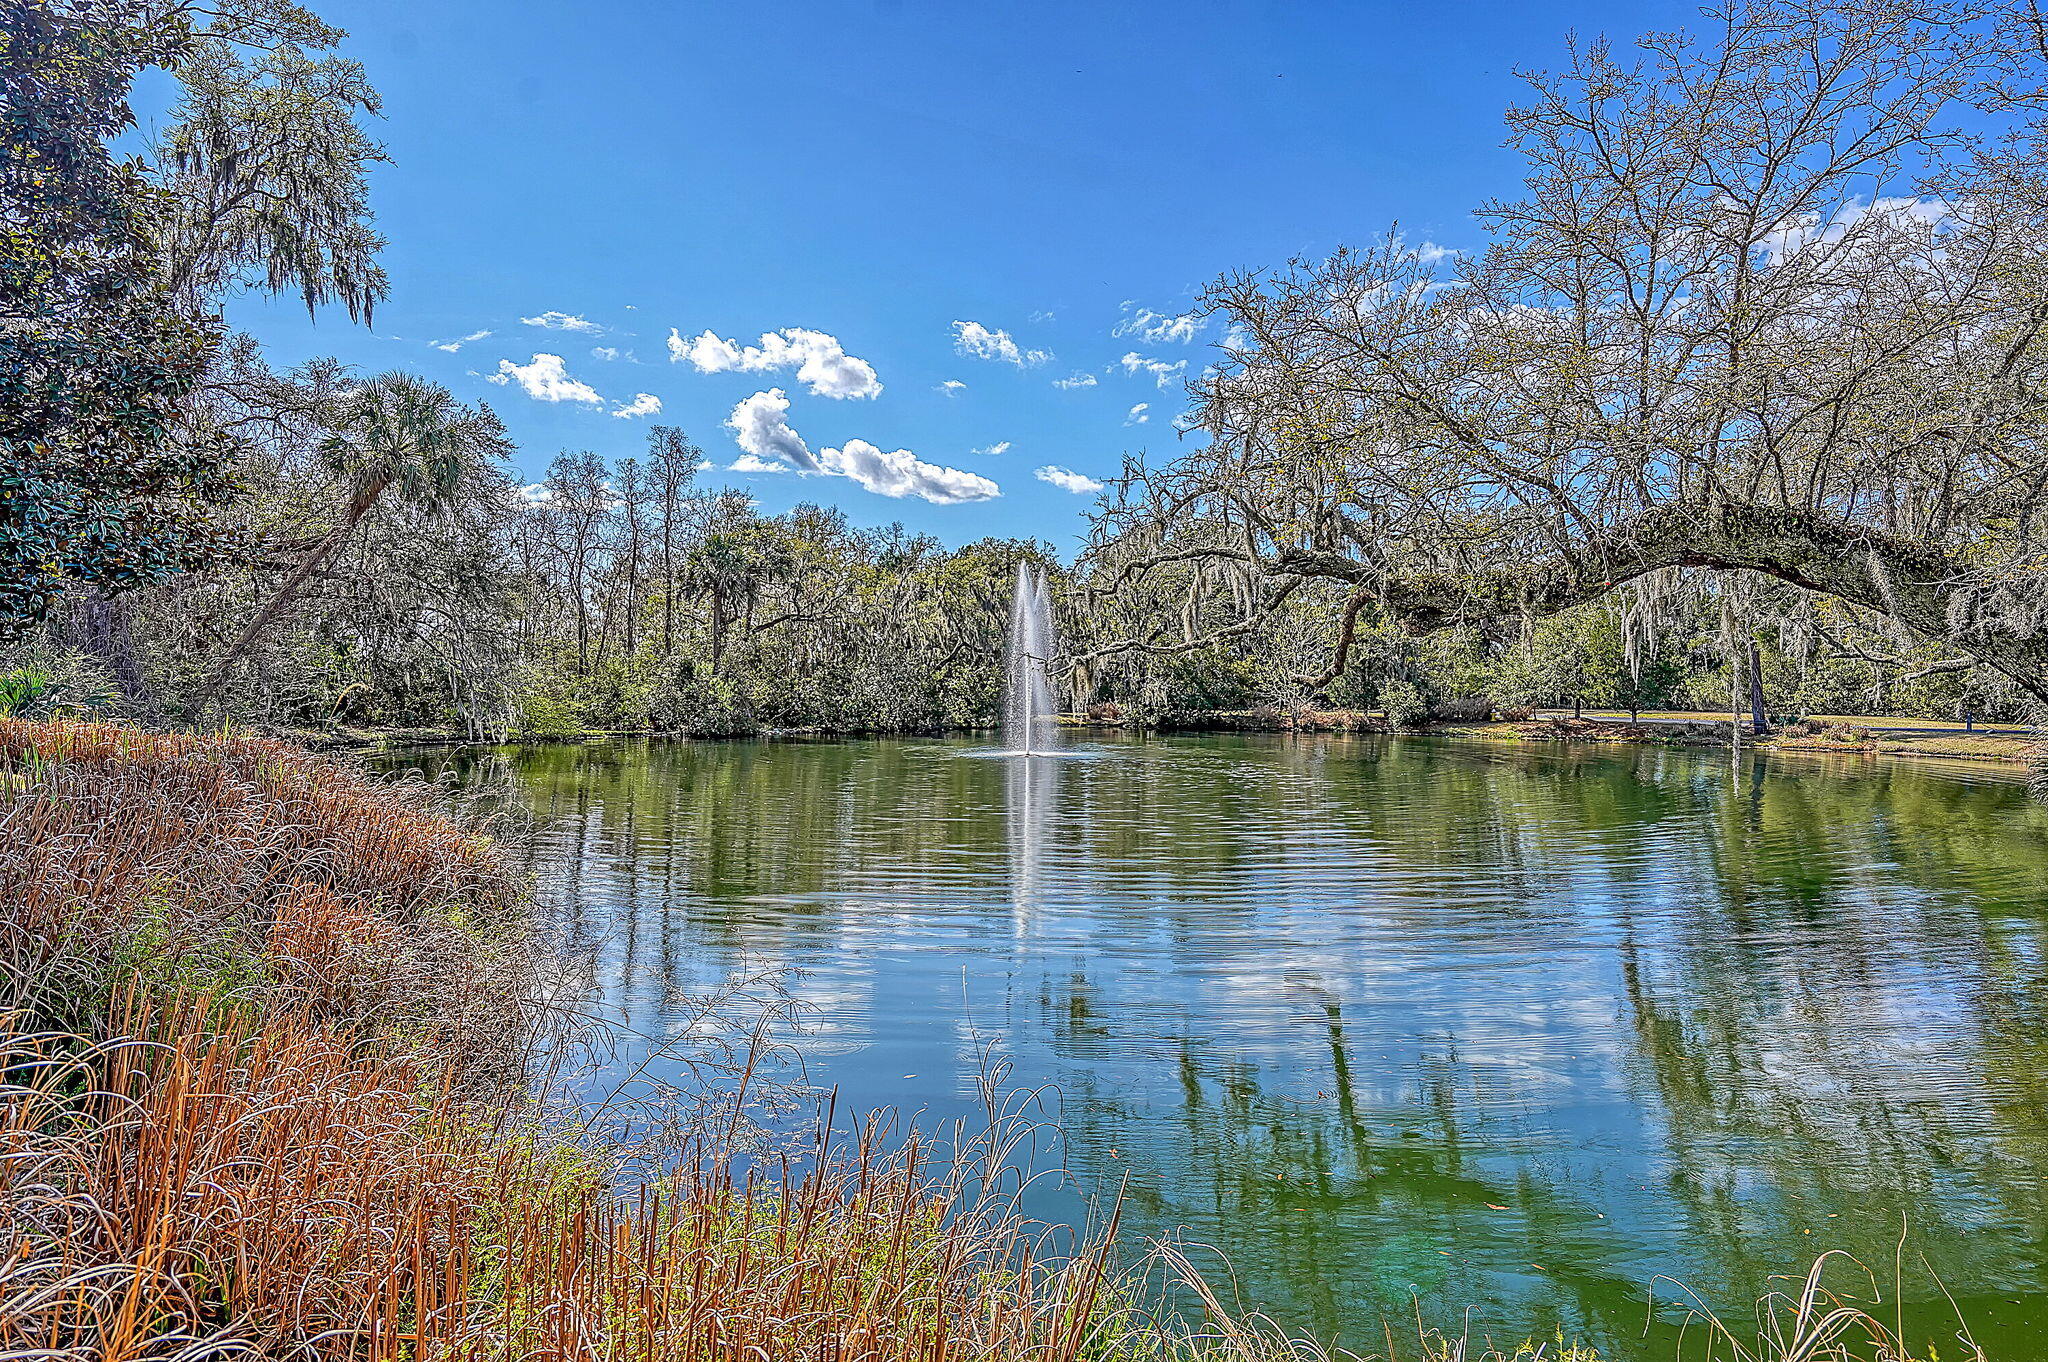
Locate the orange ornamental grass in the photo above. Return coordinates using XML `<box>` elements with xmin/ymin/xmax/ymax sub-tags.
<box><xmin>0</xmin><ymin>718</ymin><xmax>536</xmax><ymax>1080</ymax></box>
<box><xmin>0</xmin><ymin>995</ymin><xmax>1155</xmax><ymax>1362</ymax></box>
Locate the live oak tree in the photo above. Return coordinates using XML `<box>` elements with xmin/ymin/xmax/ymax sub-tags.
<box><xmin>1084</xmin><ymin>0</ymin><xmax>2048</xmax><ymax>705</ymax></box>
<box><xmin>2</xmin><ymin>0</ymin><xmax>387</xmax><ymax>655</ymax></box>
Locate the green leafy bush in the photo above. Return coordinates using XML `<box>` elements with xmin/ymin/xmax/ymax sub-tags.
<box><xmin>649</xmin><ymin>668</ymin><xmax>758</xmax><ymax>738</ymax></box>
<box><xmin>1380</xmin><ymin>679</ymin><xmax>1429</xmax><ymax>729</ymax></box>
<box><xmin>0</xmin><ymin>665</ymin><xmax>116</xmax><ymax>720</ymax></box>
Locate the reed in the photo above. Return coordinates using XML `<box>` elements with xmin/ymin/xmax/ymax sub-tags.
<box><xmin>0</xmin><ymin>993</ymin><xmax>1329</xmax><ymax>1360</ymax></box>
<box><xmin>0</xmin><ymin>717</ymin><xmax>538</xmax><ymax>1081</ymax></box>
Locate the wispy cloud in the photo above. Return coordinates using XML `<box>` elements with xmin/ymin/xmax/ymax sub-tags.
<box><xmin>952</xmin><ymin>320</ymin><xmax>1050</xmax><ymax>367</ymax></box>
<box><xmin>1120</xmin><ymin>352</ymin><xmax>1187</xmax><ymax>388</ymax></box>
<box><xmin>937</xmin><ymin>379</ymin><xmax>968</xmax><ymax>395</ymax></box>
<box><xmin>591</xmin><ymin>346</ymin><xmax>621</xmax><ymax>361</ymax></box>
<box><xmin>1114</xmin><ymin>304</ymin><xmax>1204</xmax><ymax>345</ymax></box>
<box><xmin>488</xmin><ymin>353</ymin><xmax>602</xmax><ymax>405</ymax></box>
<box><xmin>973</xmin><ymin>441</ymin><xmax>1012</xmax><ymax>456</ymax></box>
<box><xmin>1052</xmin><ymin>372</ymin><xmax>1097</xmax><ymax>389</ymax></box>
<box><xmin>433</xmin><ymin>328</ymin><xmax>492</xmax><ymax>353</ymax></box>
<box><xmin>612</xmin><ymin>393</ymin><xmax>661</xmax><ymax>419</ymax></box>
<box><xmin>1125</xmin><ymin>403</ymin><xmax>1150</xmax><ymax>425</ymax></box>
<box><xmin>1035</xmin><ymin>465</ymin><xmax>1103</xmax><ymax>494</ymax></box>
<box><xmin>671</xmin><ymin>327</ymin><xmax>881</xmax><ymax>399</ymax></box>
<box><xmin>522</xmin><ymin>311</ymin><xmax>605</xmax><ymax>334</ymax></box>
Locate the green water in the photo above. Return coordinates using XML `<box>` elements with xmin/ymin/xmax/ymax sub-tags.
<box><xmin>385</xmin><ymin>733</ymin><xmax>2048</xmax><ymax>1358</ymax></box>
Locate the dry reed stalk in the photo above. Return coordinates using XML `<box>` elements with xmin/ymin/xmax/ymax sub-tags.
<box><xmin>0</xmin><ymin>718</ymin><xmax>539</xmax><ymax>1081</ymax></box>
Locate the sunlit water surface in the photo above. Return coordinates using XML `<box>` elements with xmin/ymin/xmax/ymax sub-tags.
<box><xmin>382</xmin><ymin>733</ymin><xmax>2048</xmax><ymax>1358</ymax></box>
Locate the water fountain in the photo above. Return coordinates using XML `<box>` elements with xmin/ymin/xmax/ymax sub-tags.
<box><xmin>1003</xmin><ymin>561</ymin><xmax>1063</xmax><ymax>756</ymax></box>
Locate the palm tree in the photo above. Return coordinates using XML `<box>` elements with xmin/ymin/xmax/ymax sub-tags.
<box><xmin>186</xmin><ymin>372</ymin><xmax>511</xmax><ymax>717</ymax></box>
<box><xmin>678</xmin><ymin>520</ymin><xmax>798</xmax><ymax>673</ymax></box>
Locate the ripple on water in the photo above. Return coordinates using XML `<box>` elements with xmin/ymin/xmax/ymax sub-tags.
<box><xmin>378</xmin><ymin>733</ymin><xmax>2048</xmax><ymax>1356</ymax></box>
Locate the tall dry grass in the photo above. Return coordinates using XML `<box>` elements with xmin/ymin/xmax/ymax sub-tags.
<box><xmin>0</xmin><ymin>721</ymin><xmax>1323</xmax><ymax>1360</ymax></box>
<box><xmin>0</xmin><ymin>996</ymin><xmax>1216</xmax><ymax>1361</ymax></box>
<box><xmin>0</xmin><ymin>717</ymin><xmax>537</xmax><ymax>1080</ymax></box>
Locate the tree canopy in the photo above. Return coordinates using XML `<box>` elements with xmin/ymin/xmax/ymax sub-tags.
<box><xmin>1085</xmin><ymin>0</ymin><xmax>2048</xmax><ymax>704</ymax></box>
<box><xmin>0</xmin><ymin>0</ymin><xmax>386</xmax><ymax>637</ymax></box>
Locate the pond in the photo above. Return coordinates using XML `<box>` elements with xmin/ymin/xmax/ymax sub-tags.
<box><xmin>382</xmin><ymin>733</ymin><xmax>2048</xmax><ymax>1358</ymax></box>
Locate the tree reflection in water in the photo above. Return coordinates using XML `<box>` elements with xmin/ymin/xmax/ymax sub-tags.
<box><xmin>383</xmin><ymin>734</ymin><xmax>2048</xmax><ymax>1357</ymax></box>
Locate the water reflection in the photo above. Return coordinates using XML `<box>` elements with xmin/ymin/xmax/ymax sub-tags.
<box><xmin>380</xmin><ymin>734</ymin><xmax>2048</xmax><ymax>1357</ymax></box>
<box><xmin>1006</xmin><ymin>753</ymin><xmax>1061</xmax><ymax>933</ymax></box>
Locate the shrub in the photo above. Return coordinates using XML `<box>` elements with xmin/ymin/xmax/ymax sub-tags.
<box><xmin>1380</xmin><ymin>679</ymin><xmax>1429</xmax><ymax>729</ymax></box>
<box><xmin>0</xmin><ymin>661</ymin><xmax>117</xmax><ymax>720</ymax></box>
<box><xmin>650</xmin><ymin>667</ymin><xmax>759</xmax><ymax>737</ymax></box>
<box><xmin>514</xmin><ymin>686</ymin><xmax>590</xmax><ymax>739</ymax></box>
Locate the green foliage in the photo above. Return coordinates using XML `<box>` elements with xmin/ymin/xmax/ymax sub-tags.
<box><xmin>0</xmin><ymin>639</ymin><xmax>119</xmax><ymax>718</ymax></box>
<box><xmin>0</xmin><ymin>666</ymin><xmax>115</xmax><ymax>720</ymax></box>
<box><xmin>512</xmin><ymin>687</ymin><xmax>588</xmax><ymax>742</ymax></box>
<box><xmin>1379</xmin><ymin>678</ymin><xmax>1428</xmax><ymax>728</ymax></box>
<box><xmin>649</xmin><ymin>667</ymin><xmax>758</xmax><ymax>738</ymax></box>
<box><xmin>1</xmin><ymin>0</ymin><xmax>238</xmax><ymax>633</ymax></box>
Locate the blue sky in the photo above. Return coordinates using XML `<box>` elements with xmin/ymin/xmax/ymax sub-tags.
<box><xmin>216</xmin><ymin>0</ymin><xmax>1699</xmax><ymax>554</ymax></box>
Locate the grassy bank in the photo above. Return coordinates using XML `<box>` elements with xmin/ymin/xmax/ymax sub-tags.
<box><xmin>0</xmin><ymin>721</ymin><xmax>1990</xmax><ymax>1360</ymax></box>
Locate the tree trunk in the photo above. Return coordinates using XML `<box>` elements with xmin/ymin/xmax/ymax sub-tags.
<box><xmin>63</xmin><ymin>589</ymin><xmax>151</xmax><ymax>710</ymax></box>
<box><xmin>709</xmin><ymin>589</ymin><xmax>728</xmax><ymax>673</ymax></box>
<box><xmin>1280</xmin><ymin>500</ymin><xmax>2048</xmax><ymax>704</ymax></box>
<box><xmin>184</xmin><ymin>478</ymin><xmax>388</xmax><ymax>719</ymax></box>
<box><xmin>1747</xmin><ymin>639</ymin><xmax>1768</xmax><ymax>734</ymax></box>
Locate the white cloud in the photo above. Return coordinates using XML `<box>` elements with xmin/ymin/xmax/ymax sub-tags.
<box><xmin>1414</xmin><ymin>241</ymin><xmax>1458</xmax><ymax>265</ymax></box>
<box><xmin>952</xmin><ymin>320</ymin><xmax>1050</xmax><ymax>367</ymax></box>
<box><xmin>1757</xmin><ymin>195</ymin><xmax>1949</xmax><ymax>266</ymax></box>
<box><xmin>973</xmin><ymin>441</ymin><xmax>1012</xmax><ymax>456</ymax></box>
<box><xmin>1052</xmin><ymin>372</ymin><xmax>1097</xmax><ymax>389</ymax></box>
<box><xmin>1114</xmin><ymin>304</ymin><xmax>1204</xmax><ymax>345</ymax></box>
<box><xmin>938</xmin><ymin>379</ymin><xmax>968</xmax><ymax>395</ymax></box>
<box><xmin>521</xmin><ymin>310</ymin><xmax>605</xmax><ymax>334</ymax></box>
<box><xmin>671</xmin><ymin>327</ymin><xmax>881</xmax><ymax>399</ymax></box>
<box><xmin>434</xmin><ymin>327</ymin><xmax>493</xmax><ymax>352</ymax></box>
<box><xmin>433</xmin><ymin>328</ymin><xmax>493</xmax><ymax>353</ymax></box>
<box><xmin>820</xmin><ymin>439</ymin><xmax>998</xmax><ymax>504</ymax></box>
<box><xmin>1125</xmin><ymin>403</ymin><xmax>1150</xmax><ymax>425</ymax></box>
<box><xmin>1120</xmin><ymin>352</ymin><xmax>1187</xmax><ymax>388</ymax></box>
<box><xmin>488</xmin><ymin>353</ymin><xmax>603</xmax><ymax>405</ymax></box>
<box><xmin>725</xmin><ymin>388</ymin><xmax>818</xmax><ymax>470</ymax></box>
<box><xmin>612</xmin><ymin>393</ymin><xmax>662</xmax><ymax>419</ymax></box>
<box><xmin>1035</xmin><ymin>465</ymin><xmax>1103</xmax><ymax>494</ymax></box>
<box><xmin>591</xmin><ymin>346</ymin><xmax>620</xmax><ymax>361</ymax></box>
<box><xmin>720</xmin><ymin>388</ymin><xmax>996</xmax><ymax>502</ymax></box>
<box><xmin>1029</xmin><ymin>308</ymin><xmax>1057</xmax><ymax>323</ymax></box>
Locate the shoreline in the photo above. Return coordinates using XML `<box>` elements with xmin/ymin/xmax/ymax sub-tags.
<box><xmin>307</xmin><ymin>711</ymin><xmax>2040</xmax><ymax>773</ymax></box>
